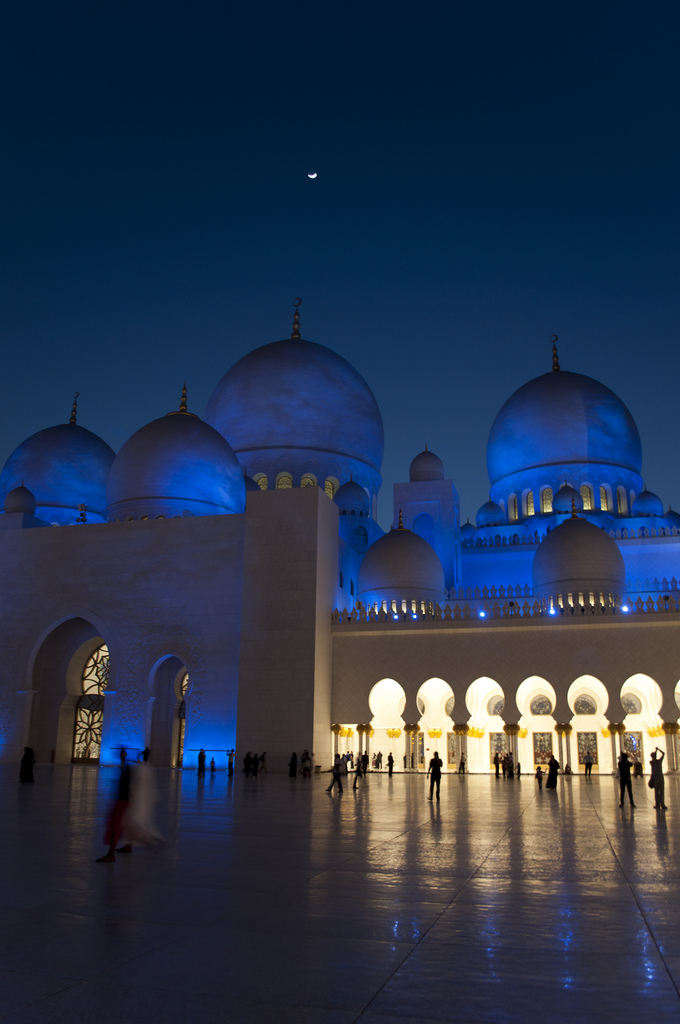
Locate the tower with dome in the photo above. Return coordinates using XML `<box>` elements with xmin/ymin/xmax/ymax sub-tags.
<box><xmin>0</xmin><ymin>315</ymin><xmax>679</xmax><ymax>778</ymax></box>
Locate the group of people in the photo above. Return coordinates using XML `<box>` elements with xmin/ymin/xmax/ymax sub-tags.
<box><xmin>288</xmin><ymin>750</ymin><xmax>313</xmax><ymax>777</ymax></box>
<box><xmin>618</xmin><ymin>747</ymin><xmax>667</xmax><ymax>809</ymax></box>
<box><xmin>493</xmin><ymin>751</ymin><xmax>522</xmax><ymax>779</ymax></box>
<box><xmin>242</xmin><ymin>751</ymin><xmax>266</xmax><ymax>777</ymax></box>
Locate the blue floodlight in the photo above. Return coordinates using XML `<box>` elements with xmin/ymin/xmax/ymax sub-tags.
<box><xmin>479</xmin><ymin>610</ymin><xmax>486</xmax><ymax>618</ymax></box>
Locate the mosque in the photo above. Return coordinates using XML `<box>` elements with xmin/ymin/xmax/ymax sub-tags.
<box><xmin>1</xmin><ymin>307</ymin><xmax>679</xmax><ymax>775</ymax></box>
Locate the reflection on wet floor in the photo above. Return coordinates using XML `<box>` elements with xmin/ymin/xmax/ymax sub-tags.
<box><xmin>3</xmin><ymin>766</ymin><xmax>680</xmax><ymax>1022</ymax></box>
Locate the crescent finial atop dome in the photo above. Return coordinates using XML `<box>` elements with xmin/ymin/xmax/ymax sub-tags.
<box><xmin>69</xmin><ymin>392</ymin><xmax>79</xmax><ymax>425</ymax></box>
<box><xmin>551</xmin><ymin>335</ymin><xmax>560</xmax><ymax>372</ymax></box>
<box><xmin>167</xmin><ymin>383</ymin><xmax>198</xmax><ymax>418</ymax></box>
<box><xmin>291</xmin><ymin>297</ymin><xmax>302</xmax><ymax>340</ymax></box>
<box><xmin>397</xmin><ymin>508</ymin><xmax>404</xmax><ymax>529</ymax></box>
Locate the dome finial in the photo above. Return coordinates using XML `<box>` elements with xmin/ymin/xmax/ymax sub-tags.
<box><xmin>291</xmin><ymin>297</ymin><xmax>302</xmax><ymax>340</ymax></box>
<box><xmin>571</xmin><ymin>494</ymin><xmax>579</xmax><ymax>519</ymax></box>
<box><xmin>397</xmin><ymin>508</ymin><xmax>404</xmax><ymax>529</ymax></box>
<box><xmin>166</xmin><ymin>382</ymin><xmax>198</xmax><ymax>418</ymax></box>
<box><xmin>69</xmin><ymin>392</ymin><xmax>79</xmax><ymax>425</ymax></box>
<box><xmin>551</xmin><ymin>334</ymin><xmax>560</xmax><ymax>372</ymax></box>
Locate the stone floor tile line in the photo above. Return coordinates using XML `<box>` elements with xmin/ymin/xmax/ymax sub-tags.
<box><xmin>347</xmin><ymin>788</ymin><xmax>539</xmax><ymax>1024</ymax></box>
<box><xmin>582</xmin><ymin>783</ymin><xmax>680</xmax><ymax>1001</ymax></box>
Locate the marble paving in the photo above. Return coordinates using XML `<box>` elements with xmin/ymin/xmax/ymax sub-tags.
<box><xmin>3</xmin><ymin>764</ymin><xmax>680</xmax><ymax>1023</ymax></box>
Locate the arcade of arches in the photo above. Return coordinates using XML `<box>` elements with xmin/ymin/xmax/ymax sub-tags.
<box><xmin>331</xmin><ymin>674</ymin><xmax>680</xmax><ymax>774</ymax></box>
<box><xmin>25</xmin><ymin>621</ymin><xmax>192</xmax><ymax>767</ymax></box>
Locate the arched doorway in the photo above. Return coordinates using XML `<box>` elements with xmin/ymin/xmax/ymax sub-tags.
<box><xmin>368</xmin><ymin>678</ymin><xmax>406</xmax><ymax>769</ymax></box>
<box><xmin>416</xmin><ymin>678</ymin><xmax>454</xmax><ymax>772</ymax></box>
<box><xmin>29</xmin><ymin>618</ymin><xmax>113</xmax><ymax>764</ymax></box>
<box><xmin>148</xmin><ymin>656</ymin><xmax>190</xmax><ymax>767</ymax></box>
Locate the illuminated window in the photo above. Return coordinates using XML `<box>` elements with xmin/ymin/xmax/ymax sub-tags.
<box><xmin>301</xmin><ymin>474</ymin><xmax>316</xmax><ymax>488</ymax></box>
<box><xmin>617</xmin><ymin>486</ymin><xmax>627</xmax><ymax>514</ymax></box>
<box><xmin>622</xmin><ymin>693</ymin><xmax>642</xmax><ymax>715</ymax></box>
<box><xmin>72</xmin><ymin>644</ymin><xmax>109</xmax><ymax>763</ymax></box>
<box><xmin>580</xmin><ymin>485</ymin><xmax>593</xmax><ymax>510</ymax></box>
<box><xmin>541</xmin><ymin>488</ymin><xmax>553</xmax><ymax>513</ymax></box>
<box><xmin>508</xmin><ymin>494</ymin><xmax>518</xmax><ymax>521</ymax></box>
<box><xmin>256</xmin><ymin>475</ymin><xmax>268</xmax><ymax>491</ymax></box>
<box><xmin>574</xmin><ymin>695</ymin><xmax>597</xmax><ymax>715</ymax></box>
<box><xmin>526</xmin><ymin>491</ymin><xmax>535</xmax><ymax>516</ymax></box>
<box><xmin>487</xmin><ymin>696</ymin><xmax>505</xmax><ymax>716</ymax></box>
<box><xmin>599</xmin><ymin>486</ymin><xmax>609</xmax><ymax>511</ymax></box>
<box><xmin>276</xmin><ymin>474</ymin><xmax>293</xmax><ymax>489</ymax></box>
<box><xmin>530</xmin><ymin>695</ymin><xmax>553</xmax><ymax>715</ymax></box>
<box><xmin>324</xmin><ymin>479</ymin><xmax>335</xmax><ymax>499</ymax></box>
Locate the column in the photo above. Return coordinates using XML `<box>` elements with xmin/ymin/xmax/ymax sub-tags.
<box><xmin>663</xmin><ymin>723</ymin><xmax>679</xmax><ymax>772</ymax></box>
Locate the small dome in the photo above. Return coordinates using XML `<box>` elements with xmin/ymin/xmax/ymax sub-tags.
<box><xmin>0</xmin><ymin>423</ymin><xmax>115</xmax><ymax>525</ymax></box>
<box><xmin>107</xmin><ymin>410</ymin><xmax>245</xmax><ymax>521</ymax></box>
<box><xmin>461</xmin><ymin>518</ymin><xmax>476</xmax><ymax>541</ymax></box>
<box><xmin>552</xmin><ymin>484</ymin><xmax>583</xmax><ymax>513</ymax></box>
<box><xmin>244</xmin><ymin>474</ymin><xmax>261</xmax><ymax>492</ymax></box>
<box><xmin>358</xmin><ymin>525</ymin><xmax>445</xmax><ymax>605</ymax></box>
<box><xmin>476</xmin><ymin>500</ymin><xmax>506</xmax><ymax>528</ymax></box>
<box><xmin>409</xmin><ymin>448</ymin><xmax>444</xmax><ymax>482</ymax></box>
<box><xmin>664</xmin><ymin>507</ymin><xmax>680</xmax><ymax>527</ymax></box>
<box><xmin>334</xmin><ymin>479</ymin><xmax>369</xmax><ymax>516</ymax></box>
<box><xmin>532</xmin><ymin>515</ymin><xmax>626</xmax><ymax>601</ymax></box>
<box><xmin>3</xmin><ymin>485</ymin><xmax>36</xmax><ymax>515</ymax></box>
<box><xmin>633</xmin><ymin>489</ymin><xmax>664</xmax><ymax>517</ymax></box>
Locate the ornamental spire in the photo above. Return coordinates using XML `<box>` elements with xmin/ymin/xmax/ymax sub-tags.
<box><xmin>397</xmin><ymin>508</ymin><xmax>404</xmax><ymax>529</ymax></box>
<box><xmin>69</xmin><ymin>391</ymin><xmax>79</xmax><ymax>425</ymax></box>
<box><xmin>291</xmin><ymin>297</ymin><xmax>302</xmax><ymax>339</ymax></box>
<box><xmin>551</xmin><ymin>334</ymin><xmax>560</xmax><ymax>372</ymax></box>
<box><xmin>166</xmin><ymin>382</ymin><xmax>198</xmax><ymax>418</ymax></box>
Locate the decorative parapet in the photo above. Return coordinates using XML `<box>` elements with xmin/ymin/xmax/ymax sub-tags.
<box><xmin>462</xmin><ymin>524</ymin><xmax>680</xmax><ymax>549</ymax></box>
<box><xmin>331</xmin><ymin>591</ymin><xmax>680</xmax><ymax>626</ymax></box>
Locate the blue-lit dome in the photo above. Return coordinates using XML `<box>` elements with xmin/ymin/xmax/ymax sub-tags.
<box><xmin>0</xmin><ymin>422</ymin><xmax>115</xmax><ymax>525</ymax></box>
<box><xmin>358</xmin><ymin>524</ymin><xmax>446</xmax><ymax>605</ymax></box>
<box><xmin>665</xmin><ymin>507</ymin><xmax>680</xmax><ymax>527</ymax></box>
<box><xmin>632</xmin><ymin>489</ymin><xmax>664</xmax><ymax>517</ymax></box>
<box><xmin>334</xmin><ymin>479</ymin><xmax>369</xmax><ymax>516</ymax></box>
<box><xmin>461</xmin><ymin>518</ymin><xmax>476</xmax><ymax>542</ymax></box>
<box><xmin>532</xmin><ymin>515</ymin><xmax>626</xmax><ymax>601</ymax></box>
<box><xmin>107</xmin><ymin>406</ymin><xmax>245</xmax><ymax>521</ymax></box>
<box><xmin>476</xmin><ymin>499</ymin><xmax>506</xmax><ymax>528</ymax></box>
<box><xmin>205</xmin><ymin>330</ymin><xmax>384</xmax><ymax>501</ymax></box>
<box><xmin>3</xmin><ymin>485</ymin><xmax>36</xmax><ymax>516</ymax></box>
<box><xmin>552</xmin><ymin>483</ymin><xmax>583</xmax><ymax>513</ymax></box>
<box><xmin>409</xmin><ymin>448</ymin><xmax>444</xmax><ymax>482</ymax></box>
<box><xmin>488</xmin><ymin>370</ymin><xmax>642</xmax><ymax>484</ymax></box>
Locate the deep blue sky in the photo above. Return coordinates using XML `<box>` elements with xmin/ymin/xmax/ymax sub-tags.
<box><xmin>1</xmin><ymin>1</ymin><xmax>678</xmax><ymax>528</ymax></box>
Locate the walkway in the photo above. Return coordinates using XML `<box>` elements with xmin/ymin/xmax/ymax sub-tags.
<box><xmin>3</xmin><ymin>766</ymin><xmax>679</xmax><ymax>1022</ymax></box>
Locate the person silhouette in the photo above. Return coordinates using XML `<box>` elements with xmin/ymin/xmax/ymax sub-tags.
<box><xmin>427</xmin><ymin>751</ymin><xmax>443</xmax><ymax>800</ymax></box>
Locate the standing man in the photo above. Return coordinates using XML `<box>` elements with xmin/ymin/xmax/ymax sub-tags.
<box><xmin>387</xmin><ymin>752</ymin><xmax>394</xmax><ymax>776</ymax></box>
<box><xmin>227</xmin><ymin>750</ymin><xmax>234</xmax><ymax>777</ymax></box>
<box><xmin>618</xmin><ymin>750</ymin><xmax>635</xmax><ymax>808</ymax></box>
<box><xmin>650</xmin><ymin>748</ymin><xmax>667</xmax><ymax>809</ymax></box>
<box><xmin>427</xmin><ymin>750</ymin><xmax>443</xmax><ymax>801</ymax></box>
<box><xmin>197</xmin><ymin>749</ymin><xmax>206</xmax><ymax>776</ymax></box>
<box><xmin>494</xmin><ymin>751</ymin><xmax>500</xmax><ymax>778</ymax></box>
<box><xmin>584</xmin><ymin>751</ymin><xmax>593</xmax><ymax>777</ymax></box>
<box><xmin>361</xmin><ymin>751</ymin><xmax>369</xmax><ymax>776</ymax></box>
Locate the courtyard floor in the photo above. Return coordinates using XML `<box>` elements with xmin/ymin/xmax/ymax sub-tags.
<box><xmin>3</xmin><ymin>764</ymin><xmax>680</xmax><ymax>1023</ymax></box>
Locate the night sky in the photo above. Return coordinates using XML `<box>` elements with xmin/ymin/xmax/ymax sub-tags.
<box><xmin>1</xmin><ymin>2</ymin><xmax>678</xmax><ymax>529</ymax></box>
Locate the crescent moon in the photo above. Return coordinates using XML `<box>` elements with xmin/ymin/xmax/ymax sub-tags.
<box><xmin>307</xmin><ymin>171</ymin><xmax>317</xmax><ymax>179</ymax></box>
